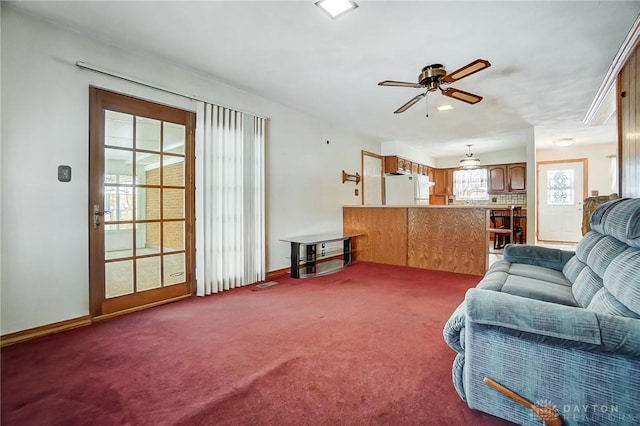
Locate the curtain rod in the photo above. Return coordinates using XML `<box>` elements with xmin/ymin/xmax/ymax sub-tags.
<box><xmin>75</xmin><ymin>61</ymin><xmax>267</xmax><ymax>119</ymax></box>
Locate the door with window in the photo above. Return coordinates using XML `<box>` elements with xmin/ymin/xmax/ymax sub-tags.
<box><xmin>89</xmin><ymin>88</ymin><xmax>195</xmax><ymax>318</ymax></box>
<box><xmin>537</xmin><ymin>160</ymin><xmax>587</xmax><ymax>243</ymax></box>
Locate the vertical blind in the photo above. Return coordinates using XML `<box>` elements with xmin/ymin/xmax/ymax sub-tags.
<box><xmin>195</xmin><ymin>102</ymin><xmax>266</xmax><ymax>295</ymax></box>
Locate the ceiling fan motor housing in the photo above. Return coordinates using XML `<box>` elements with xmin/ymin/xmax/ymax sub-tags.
<box><xmin>419</xmin><ymin>64</ymin><xmax>447</xmax><ymax>91</ymax></box>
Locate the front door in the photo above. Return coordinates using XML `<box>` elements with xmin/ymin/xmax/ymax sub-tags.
<box><xmin>89</xmin><ymin>88</ymin><xmax>195</xmax><ymax>318</ymax></box>
<box><xmin>537</xmin><ymin>159</ymin><xmax>587</xmax><ymax>243</ymax></box>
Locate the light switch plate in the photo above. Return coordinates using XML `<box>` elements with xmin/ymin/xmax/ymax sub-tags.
<box><xmin>58</xmin><ymin>165</ymin><xmax>72</xmax><ymax>182</ymax></box>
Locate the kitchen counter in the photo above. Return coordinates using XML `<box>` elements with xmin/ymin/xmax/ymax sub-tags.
<box><xmin>343</xmin><ymin>204</ymin><xmax>524</xmax><ymax>209</ymax></box>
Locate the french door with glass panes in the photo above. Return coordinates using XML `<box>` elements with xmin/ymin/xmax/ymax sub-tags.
<box><xmin>89</xmin><ymin>88</ymin><xmax>195</xmax><ymax>318</ymax></box>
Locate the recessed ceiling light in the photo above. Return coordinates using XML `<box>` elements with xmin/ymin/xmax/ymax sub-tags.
<box><xmin>553</xmin><ymin>137</ymin><xmax>575</xmax><ymax>147</ymax></box>
<box><xmin>436</xmin><ymin>105</ymin><xmax>454</xmax><ymax>111</ymax></box>
<box><xmin>315</xmin><ymin>0</ymin><xmax>358</xmax><ymax>19</ymax></box>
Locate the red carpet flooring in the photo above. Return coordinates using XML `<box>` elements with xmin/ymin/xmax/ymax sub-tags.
<box><xmin>1</xmin><ymin>262</ymin><xmax>513</xmax><ymax>425</ymax></box>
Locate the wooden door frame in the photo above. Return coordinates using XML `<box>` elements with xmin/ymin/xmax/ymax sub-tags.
<box><xmin>89</xmin><ymin>87</ymin><xmax>196</xmax><ymax>319</ymax></box>
<box><xmin>361</xmin><ymin>150</ymin><xmax>384</xmax><ymax>205</ymax></box>
<box><xmin>535</xmin><ymin>158</ymin><xmax>588</xmax><ymax>242</ymax></box>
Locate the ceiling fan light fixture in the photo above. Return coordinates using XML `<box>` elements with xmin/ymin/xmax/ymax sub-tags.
<box><xmin>437</xmin><ymin>104</ymin><xmax>454</xmax><ymax>111</ymax></box>
<box><xmin>315</xmin><ymin>0</ymin><xmax>358</xmax><ymax>19</ymax></box>
<box><xmin>459</xmin><ymin>144</ymin><xmax>481</xmax><ymax>169</ymax></box>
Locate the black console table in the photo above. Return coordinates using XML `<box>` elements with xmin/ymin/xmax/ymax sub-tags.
<box><xmin>281</xmin><ymin>233</ymin><xmax>360</xmax><ymax>279</ymax></box>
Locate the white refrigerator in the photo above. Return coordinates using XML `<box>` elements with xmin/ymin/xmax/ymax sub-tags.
<box><xmin>384</xmin><ymin>173</ymin><xmax>434</xmax><ymax>205</ymax></box>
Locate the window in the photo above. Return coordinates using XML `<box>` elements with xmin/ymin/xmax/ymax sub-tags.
<box><xmin>546</xmin><ymin>169</ymin><xmax>574</xmax><ymax>205</ymax></box>
<box><xmin>453</xmin><ymin>169</ymin><xmax>489</xmax><ymax>201</ymax></box>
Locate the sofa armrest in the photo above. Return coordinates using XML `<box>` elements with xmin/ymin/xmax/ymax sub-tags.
<box><xmin>466</xmin><ymin>288</ymin><xmax>601</xmax><ymax>345</ymax></box>
<box><xmin>503</xmin><ymin>244</ymin><xmax>575</xmax><ymax>271</ymax></box>
<box><xmin>443</xmin><ymin>302</ymin><xmax>467</xmax><ymax>353</ymax></box>
<box><xmin>465</xmin><ymin>289</ymin><xmax>640</xmax><ymax>357</ymax></box>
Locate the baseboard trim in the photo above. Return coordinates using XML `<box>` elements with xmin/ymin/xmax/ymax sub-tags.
<box><xmin>92</xmin><ymin>294</ymin><xmax>193</xmax><ymax>323</ymax></box>
<box><xmin>1</xmin><ymin>294</ymin><xmax>194</xmax><ymax>347</ymax></box>
<box><xmin>1</xmin><ymin>315</ymin><xmax>92</xmax><ymax>348</ymax></box>
<box><xmin>266</xmin><ymin>268</ymin><xmax>289</xmax><ymax>281</ymax></box>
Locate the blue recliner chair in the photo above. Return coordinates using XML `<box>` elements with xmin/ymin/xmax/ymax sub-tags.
<box><xmin>443</xmin><ymin>198</ymin><xmax>640</xmax><ymax>425</ymax></box>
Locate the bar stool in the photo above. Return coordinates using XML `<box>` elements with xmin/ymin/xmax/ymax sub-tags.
<box><xmin>489</xmin><ymin>207</ymin><xmax>514</xmax><ymax>250</ymax></box>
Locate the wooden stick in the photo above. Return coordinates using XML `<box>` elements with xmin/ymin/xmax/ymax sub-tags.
<box><xmin>483</xmin><ymin>377</ymin><xmax>563</xmax><ymax>426</ymax></box>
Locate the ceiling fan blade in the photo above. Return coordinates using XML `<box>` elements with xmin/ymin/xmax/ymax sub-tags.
<box><xmin>442</xmin><ymin>59</ymin><xmax>491</xmax><ymax>83</ymax></box>
<box><xmin>394</xmin><ymin>93</ymin><xmax>426</xmax><ymax>113</ymax></box>
<box><xmin>378</xmin><ymin>80</ymin><xmax>424</xmax><ymax>88</ymax></box>
<box><xmin>441</xmin><ymin>87</ymin><xmax>483</xmax><ymax>104</ymax></box>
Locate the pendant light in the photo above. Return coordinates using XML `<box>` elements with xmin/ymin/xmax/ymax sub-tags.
<box><xmin>459</xmin><ymin>144</ymin><xmax>481</xmax><ymax>169</ymax></box>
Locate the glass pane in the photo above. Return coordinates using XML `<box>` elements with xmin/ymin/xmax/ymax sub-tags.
<box><xmin>105</xmin><ymin>110</ymin><xmax>133</xmax><ymax>148</ymax></box>
<box><xmin>136</xmin><ymin>153</ymin><xmax>161</xmax><ymax>184</ymax></box>
<box><xmin>137</xmin><ymin>256</ymin><xmax>161</xmax><ymax>291</ymax></box>
<box><xmin>137</xmin><ymin>223</ymin><xmax>161</xmax><ymax>255</ymax></box>
<box><xmin>136</xmin><ymin>187</ymin><xmax>160</xmax><ymax>221</ymax></box>
<box><xmin>163</xmin><ymin>122</ymin><xmax>185</xmax><ymax>155</ymax></box>
<box><xmin>105</xmin><ymin>260</ymin><xmax>133</xmax><ymax>298</ymax></box>
<box><xmin>163</xmin><ymin>188</ymin><xmax>185</xmax><ymax>219</ymax></box>
<box><xmin>105</xmin><ymin>148</ymin><xmax>133</xmax><ymax>183</ymax></box>
<box><xmin>547</xmin><ymin>170</ymin><xmax>575</xmax><ymax>205</ymax></box>
<box><xmin>163</xmin><ymin>156</ymin><xmax>185</xmax><ymax>186</ymax></box>
<box><xmin>103</xmin><ymin>185</ymin><xmax>134</xmax><ymax>222</ymax></box>
<box><xmin>163</xmin><ymin>222</ymin><xmax>184</xmax><ymax>253</ymax></box>
<box><xmin>164</xmin><ymin>253</ymin><xmax>185</xmax><ymax>286</ymax></box>
<box><xmin>104</xmin><ymin>224</ymin><xmax>133</xmax><ymax>260</ymax></box>
<box><xmin>136</xmin><ymin>117</ymin><xmax>161</xmax><ymax>152</ymax></box>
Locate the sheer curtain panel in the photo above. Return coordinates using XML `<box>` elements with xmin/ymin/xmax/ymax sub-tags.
<box><xmin>195</xmin><ymin>103</ymin><xmax>266</xmax><ymax>296</ymax></box>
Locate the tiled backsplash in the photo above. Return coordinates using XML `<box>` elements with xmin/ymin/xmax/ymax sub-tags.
<box><xmin>489</xmin><ymin>193</ymin><xmax>527</xmax><ymax>205</ymax></box>
<box><xmin>450</xmin><ymin>192</ymin><xmax>527</xmax><ymax>205</ymax></box>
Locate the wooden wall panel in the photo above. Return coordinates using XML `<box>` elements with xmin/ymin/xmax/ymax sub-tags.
<box><xmin>618</xmin><ymin>43</ymin><xmax>640</xmax><ymax>197</ymax></box>
<box><xmin>343</xmin><ymin>207</ymin><xmax>407</xmax><ymax>266</ymax></box>
<box><xmin>407</xmin><ymin>208</ymin><xmax>486</xmax><ymax>276</ymax></box>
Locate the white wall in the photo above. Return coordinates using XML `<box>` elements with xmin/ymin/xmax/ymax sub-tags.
<box><xmin>380</xmin><ymin>141</ymin><xmax>436</xmax><ymax>166</ymax></box>
<box><xmin>435</xmin><ymin>146</ymin><xmax>527</xmax><ymax>168</ymax></box>
<box><xmin>0</xmin><ymin>6</ymin><xmax>379</xmax><ymax>334</ymax></box>
<box><xmin>536</xmin><ymin>142</ymin><xmax>618</xmax><ymax>197</ymax></box>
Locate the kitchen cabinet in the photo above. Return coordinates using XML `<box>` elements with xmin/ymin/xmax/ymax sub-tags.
<box><xmin>430</xmin><ymin>168</ymin><xmax>454</xmax><ymax>205</ymax></box>
<box><xmin>433</xmin><ymin>168</ymin><xmax>447</xmax><ymax>195</ymax></box>
<box><xmin>508</xmin><ymin>163</ymin><xmax>526</xmax><ymax>192</ymax></box>
<box><xmin>488</xmin><ymin>163</ymin><xmax>526</xmax><ymax>194</ymax></box>
<box><xmin>488</xmin><ymin>165</ymin><xmax>507</xmax><ymax>194</ymax></box>
<box><xmin>445</xmin><ymin>168</ymin><xmax>454</xmax><ymax>196</ymax></box>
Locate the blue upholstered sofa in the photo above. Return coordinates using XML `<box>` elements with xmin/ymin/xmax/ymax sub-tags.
<box><xmin>443</xmin><ymin>198</ymin><xmax>640</xmax><ymax>425</ymax></box>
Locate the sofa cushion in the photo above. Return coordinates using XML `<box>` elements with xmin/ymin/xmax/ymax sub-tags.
<box><xmin>571</xmin><ymin>267</ymin><xmax>603</xmax><ymax>308</ymax></box>
<box><xmin>507</xmin><ymin>263</ymin><xmax>571</xmax><ymax>286</ymax></box>
<box><xmin>586</xmin><ymin>235</ymin><xmax>628</xmax><ymax>278</ymax></box>
<box><xmin>502</xmin><ymin>275</ymin><xmax>578</xmax><ymax>306</ymax></box>
<box><xmin>562</xmin><ymin>255</ymin><xmax>587</xmax><ymax>284</ymax></box>
<box><xmin>602</xmin><ymin>248</ymin><xmax>640</xmax><ymax>316</ymax></box>
<box><xmin>587</xmin><ymin>288</ymin><xmax>640</xmax><ymax>319</ymax></box>
<box><xmin>592</xmin><ymin>198</ymin><xmax>640</xmax><ymax>248</ymax></box>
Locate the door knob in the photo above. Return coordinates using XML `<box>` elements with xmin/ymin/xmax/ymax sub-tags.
<box><xmin>93</xmin><ymin>204</ymin><xmax>111</xmax><ymax>229</ymax></box>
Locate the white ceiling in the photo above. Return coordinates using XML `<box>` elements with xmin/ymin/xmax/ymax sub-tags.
<box><xmin>8</xmin><ymin>0</ymin><xmax>640</xmax><ymax>157</ymax></box>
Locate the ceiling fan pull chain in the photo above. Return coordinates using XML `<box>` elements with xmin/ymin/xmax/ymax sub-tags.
<box><xmin>425</xmin><ymin>93</ymin><xmax>429</xmax><ymax>118</ymax></box>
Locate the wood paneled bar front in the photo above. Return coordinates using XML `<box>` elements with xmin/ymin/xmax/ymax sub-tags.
<box><xmin>343</xmin><ymin>206</ymin><xmax>488</xmax><ymax>276</ymax></box>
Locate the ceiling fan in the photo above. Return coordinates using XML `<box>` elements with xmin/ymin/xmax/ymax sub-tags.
<box><xmin>378</xmin><ymin>59</ymin><xmax>491</xmax><ymax>114</ymax></box>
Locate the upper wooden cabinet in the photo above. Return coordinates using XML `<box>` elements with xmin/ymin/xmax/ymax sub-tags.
<box><xmin>488</xmin><ymin>165</ymin><xmax>507</xmax><ymax>194</ymax></box>
<box><xmin>384</xmin><ymin>155</ymin><xmax>430</xmax><ymax>176</ymax></box>
<box><xmin>508</xmin><ymin>163</ymin><xmax>526</xmax><ymax>192</ymax></box>
<box><xmin>488</xmin><ymin>163</ymin><xmax>526</xmax><ymax>194</ymax></box>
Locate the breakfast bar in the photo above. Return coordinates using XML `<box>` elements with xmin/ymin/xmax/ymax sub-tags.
<box><xmin>343</xmin><ymin>205</ymin><xmax>525</xmax><ymax>276</ymax></box>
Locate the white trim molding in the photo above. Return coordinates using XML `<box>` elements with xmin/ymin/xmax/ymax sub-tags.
<box><xmin>584</xmin><ymin>15</ymin><xmax>640</xmax><ymax>126</ymax></box>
